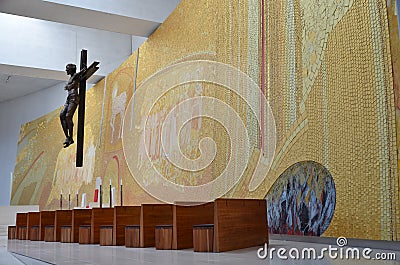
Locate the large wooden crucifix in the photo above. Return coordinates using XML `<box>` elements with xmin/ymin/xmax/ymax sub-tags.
<box><xmin>76</xmin><ymin>50</ymin><xmax>99</xmax><ymax>167</ymax></box>
<box><xmin>60</xmin><ymin>49</ymin><xmax>99</xmax><ymax>167</ymax></box>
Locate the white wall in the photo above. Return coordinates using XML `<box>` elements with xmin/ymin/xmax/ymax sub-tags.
<box><xmin>0</xmin><ymin>205</ymin><xmax>39</xmax><ymax>225</ymax></box>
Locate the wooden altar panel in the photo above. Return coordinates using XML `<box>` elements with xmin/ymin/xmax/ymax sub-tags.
<box><xmin>54</xmin><ymin>210</ymin><xmax>72</xmax><ymax>242</ymax></box>
<box><xmin>172</xmin><ymin>203</ymin><xmax>214</xmax><ymax>249</ymax></box>
<box><xmin>16</xmin><ymin>213</ymin><xmax>28</xmax><ymax>239</ymax></box>
<box><xmin>27</xmin><ymin>212</ymin><xmax>40</xmax><ymax>240</ymax></box>
<box><xmin>90</xmin><ymin>208</ymin><xmax>114</xmax><ymax>244</ymax></box>
<box><xmin>39</xmin><ymin>211</ymin><xmax>55</xmax><ymax>241</ymax></box>
<box><xmin>140</xmin><ymin>204</ymin><xmax>173</xmax><ymax>247</ymax></box>
<box><xmin>72</xmin><ymin>209</ymin><xmax>92</xmax><ymax>243</ymax></box>
<box><xmin>113</xmin><ymin>206</ymin><xmax>141</xmax><ymax>246</ymax></box>
<box><xmin>213</xmin><ymin>199</ymin><xmax>268</xmax><ymax>252</ymax></box>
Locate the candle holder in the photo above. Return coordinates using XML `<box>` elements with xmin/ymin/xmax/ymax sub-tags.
<box><xmin>68</xmin><ymin>193</ymin><xmax>71</xmax><ymax>210</ymax></box>
<box><xmin>76</xmin><ymin>193</ymin><xmax>79</xmax><ymax>208</ymax></box>
<box><xmin>60</xmin><ymin>194</ymin><xmax>63</xmax><ymax>210</ymax></box>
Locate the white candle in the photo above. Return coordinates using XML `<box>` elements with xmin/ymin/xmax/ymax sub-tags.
<box><xmin>69</xmin><ymin>189</ymin><xmax>70</xmax><ymax>195</ymax></box>
<box><xmin>120</xmin><ymin>178</ymin><xmax>122</xmax><ymax>186</ymax></box>
<box><xmin>110</xmin><ymin>179</ymin><xmax>112</xmax><ymax>186</ymax></box>
<box><xmin>61</xmin><ymin>189</ymin><xmax>63</xmax><ymax>195</ymax></box>
<box><xmin>81</xmin><ymin>193</ymin><xmax>87</xmax><ymax>208</ymax></box>
<box><xmin>111</xmin><ymin>187</ymin><xmax>116</xmax><ymax>207</ymax></box>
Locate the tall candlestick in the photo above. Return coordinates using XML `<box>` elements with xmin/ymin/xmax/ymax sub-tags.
<box><xmin>68</xmin><ymin>193</ymin><xmax>71</xmax><ymax>210</ymax></box>
<box><xmin>76</xmin><ymin>192</ymin><xmax>79</xmax><ymax>208</ymax></box>
<box><xmin>60</xmin><ymin>193</ymin><xmax>63</xmax><ymax>210</ymax></box>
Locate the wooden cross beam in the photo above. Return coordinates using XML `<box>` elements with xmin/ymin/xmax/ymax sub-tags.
<box><xmin>76</xmin><ymin>49</ymin><xmax>99</xmax><ymax>167</ymax></box>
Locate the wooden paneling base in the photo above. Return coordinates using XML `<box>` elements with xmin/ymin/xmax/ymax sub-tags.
<box><xmin>155</xmin><ymin>225</ymin><xmax>173</xmax><ymax>250</ymax></box>
<box><xmin>79</xmin><ymin>225</ymin><xmax>91</xmax><ymax>244</ymax></box>
<box><xmin>30</xmin><ymin>226</ymin><xmax>40</xmax><ymax>241</ymax></box>
<box><xmin>44</xmin><ymin>226</ymin><xmax>55</xmax><ymax>242</ymax></box>
<box><xmin>8</xmin><ymin>226</ymin><xmax>16</xmax><ymax>239</ymax></box>
<box><xmin>100</xmin><ymin>226</ymin><xmax>113</xmax><ymax>246</ymax></box>
<box><xmin>61</xmin><ymin>226</ymin><xmax>72</xmax><ymax>243</ymax></box>
<box><xmin>125</xmin><ymin>225</ymin><xmax>140</xmax><ymax>248</ymax></box>
<box><xmin>193</xmin><ymin>224</ymin><xmax>214</xmax><ymax>252</ymax></box>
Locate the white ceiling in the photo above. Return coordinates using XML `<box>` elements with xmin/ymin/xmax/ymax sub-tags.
<box><xmin>0</xmin><ymin>0</ymin><xmax>181</xmax><ymax>103</ymax></box>
<box><xmin>0</xmin><ymin>74</ymin><xmax>62</xmax><ymax>101</ymax></box>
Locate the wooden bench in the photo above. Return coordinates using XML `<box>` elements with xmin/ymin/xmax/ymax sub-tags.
<box><xmin>27</xmin><ymin>212</ymin><xmax>40</xmax><ymax>241</ymax></box>
<box><xmin>44</xmin><ymin>225</ymin><xmax>55</xmax><ymax>242</ymax></box>
<box><xmin>140</xmin><ymin>204</ymin><xmax>173</xmax><ymax>247</ymax></box>
<box><xmin>172</xmin><ymin>203</ymin><xmax>214</xmax><ymax>250</ymax></box>
<box><xmin>79</xmin><ymin>225</ymin><xmax>91</xmax><ymax>244</ymax></box>
<box><xmin>19</xmin><ymin>226</ymin><xmax>28</xmax><ymax>240</ymax></box>
<box><xmin>91</xmin><ymin>208</ymin><xmax>114</xmax><ymax>244</ymax></box>
<box><xmin>39</xmin><ymin>211</ymin><xmax>55</xmax><ymax>241</ymax></box>
<box><xmin>125</xmin><ymin>225</ymin><xmax>140</xmax><ymax>248</ymax></box>
<box><xmin>60</xmin><ymin>225</ymin><xmax>72</xmax><ymax>243</ymax></box>
<box><xmin>113</xmin><ymin>206</ymin><xmax>141</xmax><ymax>246</ymax></box>
<box><xmin>8</xmin><ymin>226</ymin><xmax>17</xmax><ymax>240</ymax></box>
<box><xmin>72</xmin><ymin>209</ymin><xmax>92</xmax><ymax>243</ymax></box>
<box><xmin>193</xmin><ymin>224</ymin><xmax>214</xmax><ymax>252</ymax></box>
<box><xmin>100</xmin><ymin>225</ymin><xmax>113</xmax><ymax>246</ymax></box>
<box><xmin>155</xmin><ymin>225</ymin><xmax>173</xmax><ymax>250</ymax></box>
<box><xmin>54</xmin><ymin>210</ymin><xmax>72</xmax><ymax>242</ymax></box>
<box><xmin>30</xmin><ymin>226</ymin><xmax>40</xmax><ymax>241</ymax></box>
<box><xmin>213</xmin><ymin>198</ymin><xmax>268</xmax><ymax>252</ymax></box>
<box><xmin>16</xmin><ymin>213</ymin><xmax>28</xmax><ymax>240</ymax></box>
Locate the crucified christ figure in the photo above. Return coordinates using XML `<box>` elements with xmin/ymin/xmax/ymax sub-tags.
<box><xmin>60</xmin><ymin>63</ymin><xmax>86</xmax><ymax>148</ymax></box>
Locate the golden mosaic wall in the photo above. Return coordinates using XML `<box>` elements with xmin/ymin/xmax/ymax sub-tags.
<box><xmin>387</xmin><ymin>0</ymin><xmax>400</xmax><ymax>241</ymax></box>
<box><xmin>254</xmin><ymin>0</ymin><xmax>398</xmax><ymax>240</ymax></box>
<box><xmin>11</xmin><ymin>0</ymin><xmax>400</xmax><ymax>241</ymax></box>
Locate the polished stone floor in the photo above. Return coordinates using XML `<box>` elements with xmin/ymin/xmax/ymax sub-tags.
<box><xmin>5</xmin><ymin>237</ymin><xmax>400</xmax><ymax>265</ymax></box>
<box><xmin>0</xmin><ymin>236</ymin><xmax>23</xmax><ymax>265</ymax></box>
